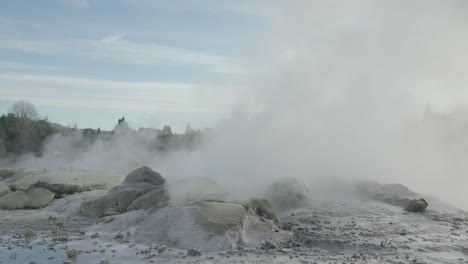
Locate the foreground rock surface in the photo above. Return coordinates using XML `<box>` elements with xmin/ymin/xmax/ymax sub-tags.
<box><xmin>80</xmin><ymin>166</ymin><xmax>169</xmax><ymax>218</ymax></box>
<box><xmin>1</xmin><ymin>193</ymin><xmax>468</xmax><ymax>264</ymax></box>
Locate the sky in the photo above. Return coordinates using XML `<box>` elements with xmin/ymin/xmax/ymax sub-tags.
<box><xmin>0</xmin><ymin>0</ymin><xmax>276</xmax><ymax>131</ymax></box>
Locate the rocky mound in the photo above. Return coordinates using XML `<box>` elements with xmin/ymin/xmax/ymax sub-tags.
<box><xmin>0</xmin><ymin>167</ymin><xmax>122</xmax><ymax>210</ymax></box>
<box><xmin>0</xmin><ymin>187</ymin><xmax>55</xmax><ymax>210</ymax></box>
<box><xmin>90</xmin><ymin>197</ymin><xmax>287</xmax><ymax>252</ymax></box>
<box><xmin>356</xmin><ymin>181</ymin><xmax>428</xmax><ymax>212</ymax></box>
<box><xmin>266</xmin><ymin>178</ymin><xmax>310</xmax><ymax>210</ymax></box>
<box><xmin>78</xmin><ymin>167</ymin><xmax>288</xmax><ymax>251</ymax></box>
<box><xmin>1</xmin><ymin>168</ymin><xmax>121</xmax><ymax>191</ymax></box>
<box><xmin>80</xmin><ymin>166</ymin><xmax>169</xmax><ymax>218</ymax></box>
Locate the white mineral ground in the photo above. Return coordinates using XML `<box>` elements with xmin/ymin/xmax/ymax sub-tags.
<box><xmin>1</xmin><ymin>169</ymin><xmax>468</xmax><ymax>264</ymax></box>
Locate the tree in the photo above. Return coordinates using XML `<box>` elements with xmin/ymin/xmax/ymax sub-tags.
<box><xmin>9</xmin><ymin>100</ymin><xmax>39</xmax><ymax>120</ymax></box>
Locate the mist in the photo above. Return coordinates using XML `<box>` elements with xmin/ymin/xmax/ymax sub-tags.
<box><xmin>14</xmin><ymin>0</ymin><xmax>468</xmax><ymax>209</ymax></box>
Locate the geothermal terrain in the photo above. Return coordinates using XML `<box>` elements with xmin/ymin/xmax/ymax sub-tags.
<box><xmin>0</xmin><ymin>167</ymin><xmax>467</xmax><ymax>264</ymax></box>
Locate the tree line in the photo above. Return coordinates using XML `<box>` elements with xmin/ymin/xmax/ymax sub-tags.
<box><xmin>0</xmin><ymin>100</ymin><xmax>206</xmax><ymax>159</ymax></box>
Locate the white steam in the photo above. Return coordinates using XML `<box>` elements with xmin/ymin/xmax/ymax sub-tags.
<box><xmin>15</xmin><ymin>1</ymin><xmax>468</xmax><ymax>209</ymax></box>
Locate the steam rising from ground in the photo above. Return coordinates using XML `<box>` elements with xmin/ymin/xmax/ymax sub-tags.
<box><xmin>15</xmin><ymin>1</ymin><xmax>468</xmax><ymax>209</ymax></box>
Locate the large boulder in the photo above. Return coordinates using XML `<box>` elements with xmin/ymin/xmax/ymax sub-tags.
<box><xmin>80</xmin><ymin>166</ymin><xmax>169</xmax><ymax>218</ymax></box>
<box><xmin>197</xmin><ymin>200</ymin><xmax>247</xmax><ymax>234</ymax></box>
<box><xmin>0</xmin><ymin>190</ymin><xmax>30</xmax><ymax>209</ymax></box>
<box><xmin>123</xmin><ymin>166</ymin><xmax>165</xmax><ymax>186</ymax></box>
<box><xmin>266</xmin><ymin>178</ymin><xmax>310</xmax><ymax>210</ymax></box>
<box><xmin>25</xmin><ymin>187</ymin><xmax>56</xmax><ymax>209</ymax></box>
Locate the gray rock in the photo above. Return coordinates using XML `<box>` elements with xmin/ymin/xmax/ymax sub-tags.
<box><xmin>357</xmin><ymin>181</ymin><xmax>429</xmax><ymax>212</ymax></box>
<box><xmin>80</xmin><ymin>167</ymin><xmax>169</xmax><ymax>218</ymax></box>
<box><xmin>80</xmin><ymin>195</ymin><xmax>121</xmax><ymax>219</ymax></box>
<box><xmin>132</xmin><ymin>198</ymin><xmax>288</xmax><ymax>252</ymax></box>
<box><xmin>32</xmin><ymin>181</ymin><xmax>78</xmax><ymax>198</ymax></box>
<box><xmin>0</xmin><ymin>168</ymin><xmax>16</xmax><ymax>180</ymax></box>
<box><xmin>26</xmin><ymin>187</ymin><xmax>56</xmax><ymax>208</ymax></box>
<box><xmin>404</xmin><ymin>199</ymin><xmax>428</xmax><ymax>212</ymax></box>
<box><xmin>65</xmin><ymin>249</ymin><xmax>77</xmax><ymax>258</ymax></box>
<box><xmin>266</xmin><ymin>178</ymin><xmax>310</xmax><ymax>210</ymax></box>
<box><xmin>0</xmin><ymin>190</ymin><xmax>30</xmax><ymax>209</ymax></box>
<box><xmin>123</xmin><ymin>166</ymin><xmax>165</xmax><ymax>186</ymax></box>
<box><xmin>187</xmin><ymin>249</ymin><xmax>201</xmax><ymax>256</ymax></box>
<box><xmin>127</xmin><ymin>187</ymin><xmax>169</xmax><ymax>211</ymax></box>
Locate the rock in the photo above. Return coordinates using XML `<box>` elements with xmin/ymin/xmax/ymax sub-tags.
<box><xmin>131</xmin><ymin>198</ymin><xmax>288</xmax><ymax>252</ymax></box>
<box><xmin>2</xmin><ymin>168</ymin><xmax>120</xmax><ymax>193</ymax></box>
<box><xmin>26</xmin><ymin>187</ymin><xmax>56</xmax><ymax>208</ymax></box>
<box><xmin>261</xmin><ymin>241</ymin><xmax>276</xmax><ymax>250</ymax></box>
<box><xmin>126</xmin><ymin>187</ymin><xmax>169</xmax><ymax>211</ymax></box>
<box><xmin>404</xmin><ymin>199</ymin><xmax>428</xmax><ymax>212</ymax></box>
<box><xmin>32</xmin><ymin>181</ymin><xmax>78</xmax><ymax>198</ymax></box>
<box><xmin>0</xmin><ymin>168</ymin><xmax>16</xmax><ymax>179</ymax></box>
<box><xmin>123</xmin><ymin>166</ymin><xmax>165</xmax><ymax>186</ymax></box>
<box><xmin>0</xmin><ymin>190</ymin><xmax>30</xmax><ymax>209</ymax></box>
<box><xmin>100</xmin><ymin>260</ymin><xmax>109</xmax><ymax>264</ymax></box>
<box><xmin>197</xmin><ymin>200</ymin><xmax>247</xmax><ymax>234</ymax></box>
<box><xmin>80</xmin><ymin>167</ymin><xmax>169</xmax><ymax>218</ymax></box>
<box><xmin>23</xmin><ymin>228</ymin><xmax>34</xmax><ymax>239</ymax></box>
<box><xmin>80</xmin><ymin>195</ymin><xmax>122</xmax><ymax>218</ymax></box>
<box><xmin>187</xmin><ymin>249</ymin><xmax>201</xmax><ymax>257</ymax></box>
<box><xmin>66</xmin><ymin>249</ymin><xmax>77</xmax><ymax>258</ymax></box>
<box><xmin>266</xmin><ymin>178</ymin><xmax>310</xmax><ymax>210</ymax></box>
<box><xmin>234</xmin><ymin>198</ymin><xmax>278</xmax><ymax>223</ymax></box>
<box><xmin>197</xmin><ymin>198</ymin><xmax>278</xmax><ymax>234</ymax></box>
<box><xmin>157</xmin><ymin>245</ymin><xmax>166</xmax><ymax>254</ymax></box>
<box><xmin>0</xmin><ymin>181</ymin><xmax>11</xmax><ymax>197</ymax></box>
<box><xmin>357</xmin><ymin>181</ymin><xmax>429</xmax><ymax>212</ymax></box>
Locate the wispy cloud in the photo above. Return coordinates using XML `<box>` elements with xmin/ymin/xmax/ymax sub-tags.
<box><xmin>0</xmin><ymin>73</ymin><xmax>243</xmax><ymax>113</ymax></box>
<box><xmin>0</xmin><ymin>16</ymin><xmax>54</xmax><ymax>32</ymax></box>
<box><xmin>121</xmin><ymin>0</ymin><xmax>276</xmax><ymax>17</ymax></box>
<box><xmin>0</xmin><ymin>61</ymin><xmax>65</xmax><ymax>72</ymax></box>
<box><xmin>0</xmin><ymin>35</ymin><xmax>239</xmax><ymax>74</ymax></box>
<box><xmin>101</xmin><ymin>32</ymin><xmax>127</xmax><ymax>44</ymax></box>
<box><xmin>63</xmin><ymin>0</ymin><xmax>90</xmax><ymax>8</ymax></box>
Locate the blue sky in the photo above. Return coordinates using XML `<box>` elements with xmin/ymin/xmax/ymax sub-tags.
<box><xmin>0</xmin><ymin>0</ymin><xmax>277</xmax><ymax>131</ymax></box>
